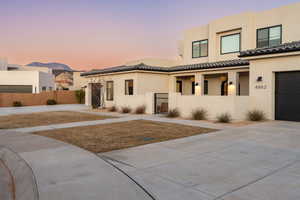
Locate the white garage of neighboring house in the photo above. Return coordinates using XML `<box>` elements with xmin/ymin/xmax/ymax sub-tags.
<box><xmin>0</xmin><ymin>59</ymin><xmax>55</xmax><ymax>93</ymax></box>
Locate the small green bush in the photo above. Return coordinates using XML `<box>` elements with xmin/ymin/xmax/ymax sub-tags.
<box><xmin>247</xmin><ymin>110</ymin><xmax>266</xmax><ymax>121</ymax></box>
<box><xmin>108</xmin><ymin>106</ymin><xmax>117</xmax><ymax>112</ymax></box>
<box><xmin>46</xmin><ymin>99</ymin><xmax>57</xmax><ymax>105</ymax></box>
<box><xmin>135</xmin><ymin>105</ymin><xmax>146</xmax><ymax>114</ymax></box>
<box><xmin>216</xmin><ymin>113</ymin><xmax>232</xmax><ymax>123</ymax></box>
<box><xmin>167</xmin><ymin>108</ymin><xmax>180</xmax><ymax>118</ymax></box>
<box><xmin>13</xmin><ymin>101</ymin><xmax>22</xmax><ymax>107</ymax></box>
<box><xmin>75</xmin><ymin>89</ymin><xmax>85</xmax><ymax>104</ymax></box>
<box><xmin>121</xmin><ymin>106</ymin><xmax>132</xmax><ymax>113</ymax></box>
<box><xmin>192</xmin><ymin>108</ymin><xmax>208</xmax><ymax>120</ymax></box>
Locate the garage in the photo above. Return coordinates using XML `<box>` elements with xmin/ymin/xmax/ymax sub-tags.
<box><xmin>0</xmin><ymin>85</ymin><xmax>32</xmax><ymax>93</ymax></box>
<box><xmin>275</xmin><ymin>71</ymin><xmax>300</xmax><ymax>121</ymax></box>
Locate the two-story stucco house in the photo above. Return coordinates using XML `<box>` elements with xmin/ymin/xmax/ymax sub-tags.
<box><xmin>82</xmin><ymin>2</ymin><xmax>300</xmax><ymax>122</ymax></box>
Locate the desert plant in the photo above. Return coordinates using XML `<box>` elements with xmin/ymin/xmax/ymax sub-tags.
<box><xmin>192</xmin><ymin>108</ymin><xmax>208</xmax><ymax>120</ymax></box>
<box><xmin>167</xmin><ymin>108</ymin><xmax>180</xmax><ymax>118</ymax></box>
<box><xmin>135</xmin><ymin>105</ymin><xmax>146</xmax><ymax>114</ymax></box>
<box><xmin>121</xmin><ymin>106</ymin><xmax>132</xmax><ymax>113</ymax></box>
<box><xmin>75</xmin><ymin>89</ymin><xmax>85</xmax><ymax>104</ymax></box>
<box><xmin>108</xmin><ymin>106</ymin><xmax>117</xmax><ymax>112</ymax></box>
<box><xmin>247</xmin><ymin>109</ymin><xmax>266</xmax><ymax>121</ymax></box>
<box><xmin>216</xmin><ymin>112</ymin><xmax>232</xmax><ymax>123</ymax></box>
<box><xmin>46</xmin><ymin>99</ymin><xmax>57</xmax><ymax>105</ymax></box>
<box><xmin>13</xmin><ymin>101</ymin><xmax>22</xmax><ymax>107</ymax></box>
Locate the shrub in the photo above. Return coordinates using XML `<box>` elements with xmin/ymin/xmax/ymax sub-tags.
<box><xmin>121</xmin><ymin>106</ymin><xmax>132</xmax><ymax>113</ymax></box>
<box><xmin>46</xmin><ymin>99</ymin><xmax>57</xmax><ymax>105</ymax></box>
<box><xmin>13</xmin><ymin>101</ymin><xmax>22</xmax><ymax>107</ymax></box>
<box><xmin>135</xmin><ymin>105</ymin><xmax>146</xmax><ymax>114</ymax></box>
<box><xmin>75</xmin><ymin>89</ymin><xmax>85</xmax><ymax>104</ymax></box>
<box><xmin>192</xmin><ymin>108</ymin><xmax>208</xmax><ymax>120</ymax></box>
<box><xmin>247</xmin><ymin>110</ymin><xmax>266</xmax><ymax>121</ymax></box>
<box><xmin>216</xmin><ymin>113</ymin><xmax>232</xmax><ymax>123</ymax></box>
<box><xmin>167</xmin><ymin>108</ymin><xmax>180</xmax><ymax>118</ymax></box>
<box><xmin>108</xmin><ymin>106</ymin><xmax>117</xmax><ymax>112</ymax></box>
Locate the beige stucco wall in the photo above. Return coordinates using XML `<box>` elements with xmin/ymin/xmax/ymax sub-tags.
<box><xmin>182</xmin><ymin>2</ymin><xmax>300</xmax><ymax>64</ymax></box>
<box><xmin>71</xmin><ymin>71</ymin><xmax>88</xmax><ymax>90</ymax></box>
<box><xmin>169</xmin><ymin>93</ymin><xmax>251</xmax><ymax>120</ymax></box>
<box><xmin>86</xmin><ymin>72</ymin><xmax>168</xmax><ymax>113</ymax></box>
<box><xmin>248</xmin><ymin>53</ymin><xmax>300</xmax><ymax>120</ymax></box>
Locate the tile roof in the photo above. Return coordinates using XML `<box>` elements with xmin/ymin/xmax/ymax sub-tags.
<box><xmin>81</xmin><ymin>59</ymin><xmax>249</xmax><ymax>76</ymax></box>
<box><xmin>170</xmin><ymin>59</ymin><xmax>249</xmax><ymax>72</ymax></box>
<box><xmin>239</xmin><ymin>41</ymin><xmax>300</xmax><ymax>57</ymax></box>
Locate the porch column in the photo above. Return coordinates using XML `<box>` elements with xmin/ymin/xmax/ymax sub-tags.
<box><xmin>228</xmin><ymin>71</ymin><xmax>238</xmax><ymax>96</ymax></box>
<box><xmin>169</xmin><ymin>76</ymin><xmax>177</xmax><ymax>93</ymax></box>
<box><xmin>195</xmin><ymin>74</ymin><xmax>204</xmax><ymax>96</ymax></box>
<box><xmin>85</xmin><ymin>83</ymin><xmax>92</xmax><ymax>106</ymax></box>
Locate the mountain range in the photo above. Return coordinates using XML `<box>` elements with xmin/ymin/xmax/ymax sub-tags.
<box><xmin>27</xmin><ymin>62</ymin><xmax>73</xmax><ymax>71</ymax></box>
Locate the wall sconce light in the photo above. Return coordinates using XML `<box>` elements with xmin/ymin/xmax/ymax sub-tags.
<box><xmin>195</xmin><ymin>82</ymin><xmax>199</xmax><ymax>86</ymax></box>
<box><xmin>257</xmin><ymin>76</ymin><xmax>263</xmax><ymax>82</ymax></box>
<box><xmin>229</xmin><ymin>81</ymin><xmax>233</xmax><ymax>85</ymax></box>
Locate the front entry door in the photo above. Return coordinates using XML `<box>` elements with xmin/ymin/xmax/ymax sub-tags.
<box><xmin>91</xmin><ymin>83</ymin><xmax>102</xmax><ymax>108</ymax></box>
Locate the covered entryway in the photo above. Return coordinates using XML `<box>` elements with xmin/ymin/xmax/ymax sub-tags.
<box><xmin>91</xmin><ymin>83</ymin><xmax>102</xmax><ymax>108</ymax></box>
<box><xmin>275</xmin><ymin>71</ymin><xmax>300</xmax><ymax>121</ymax></box>
<box><xmin>154</xmin><ymin>93</ymin><xmax>168</xmax><ymax>114</ymax></box>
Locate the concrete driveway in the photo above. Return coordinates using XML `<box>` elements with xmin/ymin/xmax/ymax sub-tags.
<box><xmin>102</xmin><ymin>121</ymin><xmax>300</xmax><ymax>200</ymax></box>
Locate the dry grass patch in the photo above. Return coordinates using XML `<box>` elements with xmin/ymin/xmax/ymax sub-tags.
<box><xmin>33</xmin><ymin>120</ymin><xmax>217</xmax><ymax>153</ymax></box>
<box><xmin>0</xmin><ymin>111</ymin><xmax>114</xmax><ymax>129</ymax></box>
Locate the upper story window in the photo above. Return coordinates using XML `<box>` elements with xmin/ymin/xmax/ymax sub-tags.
<box><xmin>125</xmin><ymin>80</ymin><xmax>133</xmax><ymax>95</ymax></box>
<box><xmin>220</xmin><ymin>33</ymin><xmax>241</xmax><ymax>54</ymax></box>
<box><xmin>192</xmin><ymin>40</ymin><xmax>208</xmax><ymax>58</ymax></box>
<box><xmin>106</xmin><ymin>81</ymin><xmax>114</xmax><ymax>101</ymax></box>
<box><xmin>257</xmin><ymin>25</ymin><xmax>282</xmax><ymax>48</ymax></box>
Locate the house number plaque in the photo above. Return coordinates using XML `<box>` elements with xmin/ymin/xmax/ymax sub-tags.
<box><xmin>255</xmin><ymin>85</ymin><xmax>267</xmax><ymax>89</ymax></box>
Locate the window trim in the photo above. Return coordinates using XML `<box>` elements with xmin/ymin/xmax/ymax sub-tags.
<box><xmin>220</xmin><ymin>33</ymin><xmax>241</xmax><ymax>55</ymax></box>
<box><xmin>256</xmin><ymin>25</ymin><xmax>282</xmax><ymax>48</ymax></box>
<box><xmin>192</xmin><ymin>39</ymin><xmax>208</xmax><ymax>58</ymax></box>
<box><xmin>125</xmin><ymin>79</ymin><xmax>134</xmax><ymax>95</ymax></box>
<box><xmin>106</xmin><ymin>81</ymin><xmax>114</xmax><ymax>101</ymax></box>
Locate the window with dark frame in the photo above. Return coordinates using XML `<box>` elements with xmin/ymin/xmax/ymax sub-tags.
<box><xmin>192</xmin><ymin>40</ymin><xmax>208</xmax><ymax>58</ymax></box>
<box><xmin>220</xmin><ymin>33</ymin><xmax>241</xmax><ymax>54</ymax></box>
<box><xmin>204</xmin><ymin>80</ymin><xmax>208</xmax><ymax>95</ymax></box>
<box><xmin>257</xmin><ymin>25</ymin><xmax>282</xmax><ymax>48</ymax></box>
<box><xmin>192</xmin><ymin>81</ymin><xmax>195</xmax><ymax>95</ymax></box>
<box><xmin>176</xmin><ymin>80</ymin><xmax>182</xmax><ymax>93</ymax></box>
<box><xmin>125</xmin><ymin>80</ymin><xmax>133</xmax><ymax>95</ymax></box>
<box><xmin>106</xmin><ymin>81</ymin><xmax>114</xmax><ymax>101</ymax></box>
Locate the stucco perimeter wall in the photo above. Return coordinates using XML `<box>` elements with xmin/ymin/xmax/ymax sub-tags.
<box><xmin>249</xmin><ymin>54</ymin><xmax>300</xmax><ymax>120</ymax></box>
<box><xmin>169</xmin><ymin>92</ymin><xmax>251</xmax><ymax>120</ymax></box>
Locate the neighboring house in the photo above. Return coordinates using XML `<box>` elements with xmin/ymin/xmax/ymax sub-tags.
<box><xmin>0</xmin><ymin>58</ymin><xmax>55</xmax><ymax>93</ymax></box>
<box><xmin>53</xmin><ymin>70</ymin><xmax>87</xmax><ymax>90</ymax></box>
<box><xmin>82</xmin><ymin>2</ymin><xmax>300</xmax><ymax>122</ymax></box>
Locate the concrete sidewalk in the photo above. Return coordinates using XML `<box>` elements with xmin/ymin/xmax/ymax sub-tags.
<box><xmin>0</xmin><ymin>130</ymin><xmax>154</xmax><ymax>200</ymax></box>
<box><xmin>0</xmin><ymin>104</ymin><xmax>87</xmax><ymax>116</ymax></box>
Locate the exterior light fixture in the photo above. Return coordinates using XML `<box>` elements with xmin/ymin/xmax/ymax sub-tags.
<box><xmin>195</xmin><ymin>82</ymin><xmax>199</xmax><ymax>86</ymax></box>
<box><xmin>229</xmin><ymin>81</ymin><xmax>233</xmax><ymax>85</ymax></box>
<box><xmin>257</xmin><ymin>76</ymin><xmax>263</xmax><ymax>82</ymax></box>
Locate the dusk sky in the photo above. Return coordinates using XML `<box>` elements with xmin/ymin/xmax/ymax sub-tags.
<box><xmin>0</xmin><ymin>0</ymin><xmax>299</xmax><ymax>70</ymax></box>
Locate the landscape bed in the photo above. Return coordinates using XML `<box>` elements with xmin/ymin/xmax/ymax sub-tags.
<box><xmin>0</xmin><ymin>111</ymin><xmax>114</xmax><ymax>129</ymax></box>
<box><xmin>33</xmin><ymin>120</ymin><xmax>217</xmax><ymax>153</ymax></box>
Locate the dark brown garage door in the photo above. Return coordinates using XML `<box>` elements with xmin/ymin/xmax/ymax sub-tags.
<box><xmin>275</xmin><ymin>71</ymin><xmax>300</xmax><ymax>121</ymax></box>
<box><xmin>0</xmin><ymin>85</ymin><xmax>32</xmax><ymax>93</ymax></box>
